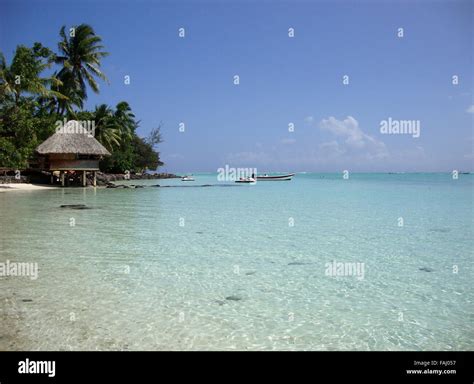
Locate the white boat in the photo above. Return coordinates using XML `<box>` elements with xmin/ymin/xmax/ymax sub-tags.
<box><xmin>256</xmin><ymin>173</ymin><xmax>295</xmax><ymax>181</ymax></box>
<box><xmin>235</xmin><ymin>177</ymin><xmax>256</xmax><ymax>183</ymax></box>
<box><xmin>181</xmin><ymin>175</ymin><xmax>194</xmax><ymax>181</ymax></box>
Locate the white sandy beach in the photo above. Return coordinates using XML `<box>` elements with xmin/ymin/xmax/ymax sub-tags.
<box><xmin>0</xmin><ymin>184</ymin><xmax>59</xmax><ymax>192</ymax></box>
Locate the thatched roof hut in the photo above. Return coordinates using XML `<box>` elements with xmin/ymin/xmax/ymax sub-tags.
<box><xmin>36</xmin><ymin>120</ymin><xmax>110</xmax><ymax>186</ymax></box>
<box><xmin>37</xmin><ymin>120</ymin><xmax>110</xmax><ymax>156</ymax></box>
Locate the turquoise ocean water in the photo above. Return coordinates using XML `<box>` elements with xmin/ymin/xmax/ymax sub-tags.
<box><xmin>0</xmin><ymin>173</ymin><xmax>473</xmax><ymax>350</ymax></box>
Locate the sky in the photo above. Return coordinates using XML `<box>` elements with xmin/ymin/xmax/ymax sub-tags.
<box><xmin>1</xmin><ymin>0</ymin><xmax>473</xmax><ymax>173</ymax></box>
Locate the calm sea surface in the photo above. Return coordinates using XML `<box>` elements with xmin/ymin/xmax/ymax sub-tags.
<box><xmin>0</xmin><ymin>173</ymin><xmax>473</xmax><ymax>350</ymax></box>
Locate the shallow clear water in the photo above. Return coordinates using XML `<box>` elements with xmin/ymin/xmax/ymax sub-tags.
<box><xmin>0</xmin><ymin>173</ymin><xmax>473</xmax><ymax>350</ymax></box>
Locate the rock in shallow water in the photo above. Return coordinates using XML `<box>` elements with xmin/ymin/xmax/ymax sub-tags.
<box><xmin>225</xmin><ymin>295</ymin><xmax>243</xmax><ymax>301</ymax></box>
<box><xmin>429</xmin><ymin>228</ymin><xmax>451</xmax><ymax>233</ymax></box>
<box><xmin>419</xmin><ymin>267</ymin><xmax>434</xmax><ymax>272</ymax></box>
<box><xmin>288</xmin><ymin>261</ymin><xmax>311</xmax><ymax>266</ymax></box>
<box><xmin>59</xmin><ymin>204</ymin><xmax>91</xmax><ymax>210</ymax></box>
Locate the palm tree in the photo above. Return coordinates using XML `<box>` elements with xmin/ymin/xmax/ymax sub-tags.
<box><xmin>0</xmin><ymin>45</ymin><xmax>65</xmax><ymax>105</ymax></box>
<box><xmin>54</xmin><ymin>24</ymin><xmax>108</xmax><ymax>114</ymax></box>
<box><xmin>93</xmin><ymin>104</ymin><xmax>121</xmax><ymax>150</ymax></box>
<box><xmin>92</xmin><ymin>102</ymin><xmax>140</xmax><ymax>150</ymax></box>
<box><xmin>114</xmin><ymin>101</ymin><xmax>137</xmax><ymax>140</ymax></box>
<box><xmin>52</xmin><ymin>70</ymin><xmax>84</xmax><ymax>115</ymax></box>
<box><xmin>0</xmin><ymin>53</ymin><xmax>15</xmax><ymax>103</ymax></box>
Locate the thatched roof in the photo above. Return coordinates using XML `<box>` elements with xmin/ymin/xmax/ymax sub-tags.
<box><xmin>36</xmin><ymin>121</ymin><xmax>111</xmax><ymax>156</ymax></box>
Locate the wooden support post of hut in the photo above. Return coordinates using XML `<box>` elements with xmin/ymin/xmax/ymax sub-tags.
<box><xmin>36</xmin><ymin>120</ymin><xmax>111</xmax><ymax>187</ymax></box>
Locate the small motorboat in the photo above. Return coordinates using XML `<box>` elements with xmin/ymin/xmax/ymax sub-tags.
<box><xmin>256</xmin><ymin>173</ymin><xmax>295</xmax><ymax>181</ymax></box>
<box><xmin>235</xmin><ymin>177</ymin><xmax>256</xmax><ymax>183</ymax></box>
<box><xmin>181</xmin><ymin>175</ymin><xmax>195</xmax><ymax>181</ymax></box>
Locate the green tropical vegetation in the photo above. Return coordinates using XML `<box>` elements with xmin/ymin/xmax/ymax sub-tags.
<box><xmin>0</xmin><ymin>23</ymin><xmax>162</xmax><ymax>172</ymax></box>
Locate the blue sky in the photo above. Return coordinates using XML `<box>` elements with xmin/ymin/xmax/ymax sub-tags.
<box><xmin>1</xmin><ymin>0</ymin><xmax>472</xmax><ymax>172</ymax></box>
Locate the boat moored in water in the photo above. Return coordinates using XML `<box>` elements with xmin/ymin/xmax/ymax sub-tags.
<box><xmin>235</xmin><ymin>177</ymin><xmax>256</xmax><ymax>183</ymax></box>
<box><xmin>256</xmin><ymin>173</ymin><xmax>295</xmax><ymax>181</ymax></box>
<box><xmin>181</xmin><ymin>175</ymin><xmax>195</xmax><ymax>181</ymax></box>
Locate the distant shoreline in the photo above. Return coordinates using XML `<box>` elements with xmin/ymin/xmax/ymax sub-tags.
<box><xmin>1</xmin><ymin>172</ymin><xmax>472</xmax><ymax>191</ymax></box>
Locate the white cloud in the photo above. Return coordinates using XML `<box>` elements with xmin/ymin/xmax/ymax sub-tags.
<box><xmin>223</xmin><ymin>116</ymin><xmax>439</xmax><ymax>171</ymax></box>
<box><xmin>318</xmin><ymin>116</ymin><xmax>388</xmax><ymax>160</ymax></box>
<box><xmin>466</xmin><ymin>105</ymin><xmax>474</xmax><ymax>114</ymax></box>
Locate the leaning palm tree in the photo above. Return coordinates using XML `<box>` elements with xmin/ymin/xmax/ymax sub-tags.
<box><xmin>54</xmin><ymin>24</ymin><xmax>108</xmax><ymax>114</ymax></box>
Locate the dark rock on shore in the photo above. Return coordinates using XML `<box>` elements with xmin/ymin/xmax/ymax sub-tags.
<box><xmin>105</xmin><ymin>184</ymin><xmax>131</xmax><ymax>189</ymax></box>
<box><xmin>87</xmin><ymin>172</ymin><xmax>180</xmax><ymax>186</ymax></box>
